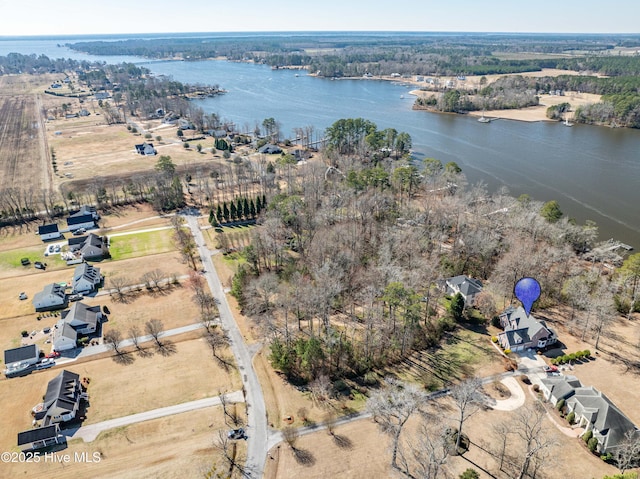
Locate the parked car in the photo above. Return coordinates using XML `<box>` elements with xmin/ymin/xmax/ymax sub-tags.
<box><xmin>45</xmin><ymin>351</ymin><xmax>60</xmax><ymax>359</ymax></box>
<box><xmin>227</xmin><ymin>428</ymin><xmax>246</xmax><ymax>440</ymax></box>
<box><xmin>20</xmin><ymin>258</ymin><xmax>30</xmax><ymax>266</ymax></box>
<box><xmin>73</xmin><ymin>228</ymin><xmax>86</xmax><ymax>236</ymax></box>
<box><xmin>36</xmin><ymin>358</ymin><xmax>55</xmax><ymax>370</ymax></box>
<box><xmin>543</xmin><ymin>365</ymin><xmax>559</xmax><ymax>373</ymax></box>
<box><xmin>54</xmin><ymin>245</ymin><xmax>61</xmax><ymax>252</ymax></box>
<box><xmin>18</xmin><ymin>292</ymin><xmax>27</xmax><ymax>300</ymax></box>
<box><xmin>34</xmin><ymin>261</ymin><xmax>46</xmax><ymax>270</ymax></box>
<box><xmin>68</xmin><ymin>294</ymin><xmax>83</xmax><ymax>302</ymax></box>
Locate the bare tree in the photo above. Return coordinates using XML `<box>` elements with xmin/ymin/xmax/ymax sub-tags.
<box><xmin>282</xmin><ymin>426</ymin><xmax>299</xmax><ymax>450</ymax></box>
<box><xmin>324</xmin><ymin>411</ymin><xmax>338</xmax><ymax>436</ymax></box>
<box><xmin>366</xmin><ymin>378</ymin><xmax>426</xmax><ymax>471</ymax></box>
<box><xmin>396</xmin><ymin>416</ymin><xmax>450</xmax><ymax>479</ymax></box>
<box><xmin>613</xmin><ymin>430</ymin><xmax>640</xmax><ymax>474</ymax></box>
<box><xmin>129</xmin><ymin>325</ymin><xmax>142</xmax><ymax>350</ymax></box>
<box><xmin>212</xmin><ymin>429</ymin><xmax>248</xmax><ymax>478</ymax></box>
<box><xmin>450</xmin><ymin>377</ymin><xmax>483</xmax><ymax>454</ymax></box>
<box><xmin>509</xmin><ymin>402</ymin><xmax>557</xmax><ymax>479</ymax></box>
<box><xmin>104</xmin><ymin>329</ymin><xmax>123</xmax><ymax>355</ymax></box>
<box><xmin>145</xmin><ymin>319</ymin><xmax>164</xmax><ymax>347</ymax></box>
<box><xmin>219</xmin><ymin>389</ymin><xmax>243</xmax><ymax>428</ymax></box>
<box><xmin>109</xmin><ymin>276</ymin><xmax>129</xmax><ymax>301</ymax></box>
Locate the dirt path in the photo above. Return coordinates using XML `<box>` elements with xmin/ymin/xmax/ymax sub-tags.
<box><xmin>35</xmin><ymin>93</ymin><xmax>52</xmax><ymax>191</ymax></box>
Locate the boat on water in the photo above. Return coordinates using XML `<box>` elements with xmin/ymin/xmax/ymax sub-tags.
<box><xmin>564</xmin><ymin>118</ymin><xmax>574</xmax><ymax>127</ymax></box>
<box><xmin>478</xmin><ymin>115</ymin><xmax>491</xmax><ymax>123</ymax></box>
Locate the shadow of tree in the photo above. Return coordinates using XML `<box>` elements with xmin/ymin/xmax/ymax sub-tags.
<box><xmin>113</xmin><ymin>352</ymin><xmax>135</xmax><ymax>365</ymax></box>
<box><xmin>137</xmin><ymin>346</ymin><xmax>154</xmax><ymax>358</ymax></box>
<box><xmin>332</xmin><ymin>434</ymin><xmax>353</xmax><ymax>450</ymax></box>
<box><xmin>157</xmin><ymin>341</ymin><xmax>177</xmax><ymax>356</ymax></box>
<box><xmin>293</xmin><ymin>448</ymin><xmax>315</xmax><ymax>466</ymax></box>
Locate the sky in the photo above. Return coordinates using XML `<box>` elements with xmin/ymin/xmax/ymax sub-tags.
<box><xmin>0</xmin><ymin>0</ymin><xmax>638</xmax><ymax>36</ymax></box>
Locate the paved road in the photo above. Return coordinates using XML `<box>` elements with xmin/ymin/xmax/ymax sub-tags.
<box><xmin>66</xmin><ymin>390</ymin><xmax>244</xmax><ymax>442</ymax></box>
<box><xmin>184</xmin><ymin>213</ymin><xmax>268</xmax><ymax>478</ymax></box>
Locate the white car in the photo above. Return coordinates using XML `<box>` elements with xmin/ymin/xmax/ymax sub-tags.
<box><xmin>18</xmin><ymin>292</ymin><xmax>27</xmax><ymax>300</ymax></box>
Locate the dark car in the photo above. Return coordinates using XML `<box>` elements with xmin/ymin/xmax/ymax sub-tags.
<box><xmin>227</xmin><ymin>428</ymin><xmax>246</xmax><ymax>440</ymax></box>
<box><xmin>34</xmin><ymin>261</ymin><xmax>46</xmax><ymax>270</ymax></box>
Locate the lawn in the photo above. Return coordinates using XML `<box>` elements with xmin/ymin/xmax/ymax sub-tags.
<box><xmin>108</xmin><ymin>229</ymin><xmax>175</xmax><ymax>260</ymax></box>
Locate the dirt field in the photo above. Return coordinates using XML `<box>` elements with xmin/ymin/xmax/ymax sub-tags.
<box><xmin>2</xmin><ymin>407</ymin><xmax>243</xmax><ymax>479</ymax></box>
<box><xmin>0</xmin><ymin>94</ymin><xmax>50</xmax><ymax>191</ymax></box>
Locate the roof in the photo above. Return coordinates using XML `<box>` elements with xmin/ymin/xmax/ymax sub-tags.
<box><xmin>258</xmin><ymin>144</ymin><xmax>282</xmax><ymax>154</ymax></box>
<box><xmin>501</xmin><ymin>306</ymin><xmax>552</xmax><ymax>338</ymax></box>
<box><xmin>61</xmin><ymin>301</ymin><xmax>102</xmax><ymax>329</ymax></box>
<box><xmin>17</xmin><ymin>425</ymin><xmax>60</xmax><ymax>446</ymax></box>
<box><xmin>446</xmin><ymin>275</ymin><xmax>483</xmax><ymax>297</ymax></box>
<box><xmin>80</xmin><ymin>234</ymin><xmax>107</xmax><ymax>258</ymax></box>
<box><xmin>4</xmin><ymin>344</ymin><xmax>39</xmax><ymax>365</ymax></box>
<box><xmin>68</xmin><ymin>236</ymin><xmax>87</xmax><ymax>247</ymax></box>
<box><xmin>38</xmin><ymin>224</ymin><xmax>59</xmax><ymax>235</ymax></box>
<box><xmin>73</xmin><ymin>263</ymin><xmax>101</xmax><ymax>283</ymax></box>
<box><xmin>43</xmin><ymin>370</ymin><xmax>80</xmax><ymax>414</ymax></box>
<box><xmin>32</xmin><ymin>283</ymin><xmax>66</xmax><ymax>306</ymax></box>
<box><xmin>540</xmin><ymin>375</ymin><xmax>583</xmax><ymax>402</ymax></box>
<box><xmin>67</xmin><ymin>214</ymin><xmax>95</xmax><ymax>226</ymax></box>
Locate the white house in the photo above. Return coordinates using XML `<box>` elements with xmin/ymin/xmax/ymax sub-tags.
<box><xmin>37</xmin><ymin>224</ymin><xmax>62</xmax><ymax>241</ymax></box>
<box><xmin>66</xmin><ymin>205</ymin><xmax>99</xmax><ymax>232</ymax></box>
<box><xmin>52</xmin><ymin>320</ymin><xmax>77</xmax><ymax>352</ymax></box>
<box><xmin>72</xmin><ymin>263</ymin><xmax>102</xmax><ymax>294</ymax></box>
<box><xmin>135</xmin><ymin>142</ymin><xmax>156</xmax><ymax>156</ymax></box>
<box><xmin>32</xmin><ymin>283</ymin><xmax>67</xmax><ymax>312</ymax></box>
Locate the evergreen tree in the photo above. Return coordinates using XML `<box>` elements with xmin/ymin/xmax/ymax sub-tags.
<box><xmin>208</xmin><ymin>209</ymin><xmax>214</xmax><ymax>224</ymax></box>
<box><xmin>230</xmin><ymin>202</ymin><xmax>237</xmax><ymax>221</ymax></box>
<box><xmin>249</xmin><ymin>199</ymin><xmax>257</xmax><ymax>218</ymax></box>
<box><xmin>256</xmin><ymin>196</ymin><xmax>262</xmax><ymax>214</ymax></box>
<box><xmin>222</xmin><ymin>202</ymin><xmax>230</xmax><ymax>223</ymax></box>
<box><xmin>236</xmin><ymin>198</ymin><xmax>244</xmax><ymax>220</ymax></box>
<box><xmin>449</xmin><ymin>292</ymin><xmax>465</xmax><ymax>321</ymax></box>
<box><xmin>262</xmin><ymin>194</ymin><xmax>267</xmax><ymax>208</ymax></box>
<box><xmin>216</xmin><ymin>205</ymin><xmax>223</xmax><ymax>225</ymax></box>
<box><xmin>243</xmin><ymin>197</ymin><xmax>250</xmax><ymax>219</ymax></box>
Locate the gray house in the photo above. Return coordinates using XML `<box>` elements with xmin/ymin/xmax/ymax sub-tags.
<box><xmin>32</xmin><ymin>283</ymin><xmax>67</xmax><ymax>312</ymax></box>
<box><xmin>135</xmin><ymin>142</ymin><xmax>156</xmax><ymax>156</ymax></box>
<box><xmin>17</xmin><ymin>424</ymin><xmax>63</xmax><ymax>450</ymax></box>
<box><xmin>52</xmin><ymin>321</ymin><xmax>77</xmax><ymax>352</ymax></box>
<box><xmin>60</xmin><ymin>302</ymin><xmax>104</xmax><ymax>335</ymax></box>
<box><xmin>540</xmin><ymin>375</ymin><xmax>639</xmax><ymax>454</ymax></box>
<box><xmin>498</xmin><ymin>306</ymin><xmax>557</xmax><ymax>351</ymax></box>
<box><xmin>4</xmin><ymin>344</ymin><xmax>40</xmax><ymax>370</ymax></box>
<box><xmin>68</xmin><ymin>234</ymin><xmax>109</xmax><ymax>261</ymax></box>
<box><xmin>72</xmin><ymin>263</ymin><xmax>102</xmax><ymax>294</ymax></box>
<box><xmin>258</xmin><ymin>144</ymin><xmax>282</xmax><ymax>154</ymax></box>
<box><xmin>32</xmin><ymin>370</ymin><xmax>85</xmax><ymax>425</ymax></box>
<box><xmin>66</xmin><ymin>205</ymin><xmax>99</xmax><ymax>232</ymax></box>
<box><xmin>444</xmin><ymin>275</ymin><xmax>483</xmax><ymax>305</ymax></box>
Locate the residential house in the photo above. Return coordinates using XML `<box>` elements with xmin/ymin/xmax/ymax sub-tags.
<box><xmin>497</xmin><ymin>306</ymin><xmax>557</xmax><ymax>352</ymax></box>
<box><xmin>60</xmin><ymin>302</ymin><xmax>104</xmax><ymax>335</ymax></box>
<box><xmin>540</xmin><ymin>375</ymin><xmax>639</xmax><ymax>453</ymax></box>
<box><xmin>66</xmin><ymin>205</ymin><xmax>99</xmax><ymax>232</ymax></box>
<box><xmin>178</xmin><ymin>118</ymin><xmax>195</xmax><ymax>130</ymax></box>
<box><xmin>52</xmin><ymin>301</ymin><xmax>105</xmax><ymax>351</ymax></box>
<box><xmin>72</xmin><ymin>263</ymin><xmax>102</xmax><ymax>294</ymax></box>
<box><xmin>52</xmin><ymin>321</ymin><xmax>77</xmax><ymax>351</ymax></box>
<box><xmin>68</xmin><ymin>233</ymin><xmax>109</xmax><ymax>261</ymax></box>
<box><xmin>94</xmin><ymin>91</ymin><xmax>110</xmax><ymax>100</ymax></box>
<box><xmin>258</xmin><ymin>144</ymin><xmax>282</xmax><ymax>154</ymax></box>
<box><xmin>32</xmin><ymin>370</ymin><xmax>85</xmax><ymax>425</ymax></box>
<box><xmin>17</xmin><ymin>424</ymin><xmax>64</xmax><ymax>450</ymax></box>
<box><xmin>38</xmin><ymin>224</ymin><xmax>62</xmax><ymax>241</ymax></box>
<box><xmin>32</xmin><ymin>283</ymin><xmax>67</xmax><ymax>312</ymax></box>
<box><xmin>3</xmin><ymin>345</ymin><xmax>40</xmax><ymax>374</ymax></box>
<box><xmin>78</xmin><ymin>109</ymin><xmax>90</xmax><ymax>117</ymax></box>
<box><xmin>443</xmin><ymin>275</ymin><xmax>483</xmax><ymax>306</ymax></box>
<box><xmin>135</xmin><ymin>142</ymin><xmax>156</xmax><ymax>156</ymax></box>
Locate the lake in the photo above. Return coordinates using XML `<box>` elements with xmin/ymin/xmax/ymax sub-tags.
<box><xmin>1</xmin><ymin>36</ymin><xmax>639</xmax><ymax>247</ymax></box>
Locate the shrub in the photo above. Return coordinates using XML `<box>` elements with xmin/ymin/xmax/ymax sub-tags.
<box><xmin>223</xmin><ymin>150</ymin><xmax>231</xmax><ymax>159</ymax></box>
<box><xmin>131</xmin><ymin>127</ymin><xmax>137</xmax><ymax>134</ymax></box>
<box><xmin>127</xmin><ymin>125</ymin><xmax>132</xmax><ymax>131</ymax></box>
<box><xmin>521</xmin><ymin>375</ymin><xmax>530</xmax><ymax>385</ymax></box>
<box><xmin>459</xmin><ymin>469</ymin><xmax>480</xmax><ymax>479</ymax></box>
<box><xmin>491</xmin><ymin>316</ymin><xmax>500</xmax><ymax>327</ymax></box>
<box><xmin>491</xmin><ymin>336</ymin><xmax>498</xmax><ymax>343</ymax></box>
<box><xmin>588</xmin><ymin>436</ymin><xmax>599</xmax><ymax>452</ymax></box>
<box><xmin>583</xmin><ymin>430</ymin><xmax>593</xmax><ymax>443</ymax></box>
<box><xmin>156</xmin><ymin>135</ymin><xmax>162</xmax><ymax>141</ymax></box>
<box><xmin>183</xmin><ymin>142</ymin><xmax>190</xmax><ymax>149</ymax></box>
<box><xmin>533</xmin><ymin>384</ymin><xmax>540</xmax><ymax>392</ymax></box>
<box><xmin>556</xmin><ymin>399</ymin><xmax>565</xmax><ymax>411</ymax></box>
<box><xmin>504</xmin><ymin>349</ymin><xmax>511</xmax><ymax>355</ymax></box>
<box><xmin>567</xmin><ymin>411</ymin><xmax>575</xmax><ymax>424</ymax></box>
<box><xmin>21</xmin><ymin>330</ymin><xmax>28</xmax><ymax>337</ymax></box>
<box><xmin>584</xmin><ymin>349</ymin><xmax>591</xmax><ymax>358</ymax></box>
<box><xmin>144</xmin><ymin>133</ymin><xmax>152</xmax><ymax>139</ymax></box>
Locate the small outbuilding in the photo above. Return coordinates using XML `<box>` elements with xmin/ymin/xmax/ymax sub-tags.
<box><xmin>258</xmin><ymin>144</ymin><xmax>282</xmax><ymax>154</ymax></box>
<box><xmin>38</xmin><ymin>224</ymin><xmax>62</xmax><ymax>241</ymax></box>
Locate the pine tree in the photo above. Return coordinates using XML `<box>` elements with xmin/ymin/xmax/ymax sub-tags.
<box><xmin>249</xmin><ymin>199</ymin><xmax>257</xmax><ymax>218</ymax></box>
<box><xmin>208</xmin><ymin>209</ymin><xmax>214</xmax><ymax>224</ymax></box>
<box><xmin>256</xmin><ymin>196</ymin><xmax>262</xmax><ymax>214</ymax></box>
<box><xmin>230</xmin><ymin>202</ymin><xmax>237</xmax><ymax>221</ymax></box>
<box><xmin>243</xmin><ymin>197</ymin><xmax>250</xmax><ymax>219</ymax></box>
<box><xmin>216</xmin><ymin>205</ymin><xmax>223</xmax><ymax>225</ymax></box>
<box><xmin>222</xmin><ymin>202</ymin><xmax>230</xmax><ymax>223</ymax></box>
<box><xmin>236</xmin><ymin>198</ymin><xmax>243</xmax><ymax>220</ymax></box>
<box><xmin>262</xmin><ymin>194</ymin><xmax>267</xmax><ymax>208</ymax></box>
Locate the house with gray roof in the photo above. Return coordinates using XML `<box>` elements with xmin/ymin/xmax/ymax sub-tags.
<box><xmin>72</xmin><ymin>263</ymin><xmax>102</xmax><ymax>294</ymax></box>
<box><xmin>52</xmin><ymin>320</ymin><xmax>77</xmax><ymax>352</ymax></box>
<box><xmin>32</xmin><ymin>283</ymin><xmax>67</xmax><ymax>312</ymax></box>
<box><xmin>17</xmin><ymin>424</ymin><xmax>63</xmax><ymax>450</ymax></box>
<box><xmin>444</xmin><ymin>275</ymin><xmax>483</xmax><ymax>306</ymax></box>
<box><xmin>135</xmin><ymin>142</ymin><xmax>156</xmax><ymax>156</ymax></box>
<box><xmin>68</xmin><ymin>233</ymin><xmax>109</xmax><ymax>261</ymax></box>
<box><xmin>61</xmin><ymin>302</ymin><xmax>104</xmax><ymax>335</ymax></box>
<box><xmin>32</xmin><ymin>370</ymin><xmax>85</xmax><ymax>425</ymax></box>
<box><xmin>258</xmin><ymin>144</ymin><xmax>282</xmax><ymax>154</ymax></box>
<box><xmin>498</xmin><ymin>306</ymin><xmax>557</xmax><ymax>351</ymax></box>
<box><xmin>66</xmin><ymin>205</ymin><xmax>99</xmax><ymax>232</ymax></box>
<box><xmin>540</xmin><ymin>375</ymin><xmax>639</xmax><ymax>453</ymax></box>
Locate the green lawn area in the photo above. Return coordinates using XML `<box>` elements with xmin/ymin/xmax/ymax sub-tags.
<box><xmin>109</xmin><ymin>230</ymin><xmax>175</xmax><ymax>260</ymax></box>
<box><xmin>0</xmin><ymin>246</ymin><xmax>45</xmax><ymax>270</ymax></box>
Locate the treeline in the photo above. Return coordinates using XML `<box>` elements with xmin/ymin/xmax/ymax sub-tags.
<box><xmin>0</xmin><ymin>52</ymin><xmax>91</xmax><ymax>75</ymax></box>
<box><xmin>209</xmin><ymin>195</ymin><xmax>266</xmax><ymax>226</ymax></box>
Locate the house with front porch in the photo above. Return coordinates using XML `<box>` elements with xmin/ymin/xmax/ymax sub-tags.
<box><xmin>32</xmin><ymin>370</ymin><xmax>86</xmax><ymax>425</ymax></box>
<box><xmin>497</xmin><ymin>306</ymin><xmax>557</xmax><ymax>352</ymax></box>
<box><xmin>72</xmin><ymin>263</ymin><xmax>102</xmax><ymax>294</ymax></box>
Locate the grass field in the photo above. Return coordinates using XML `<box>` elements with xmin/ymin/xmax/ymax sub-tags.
<box><xmin>108</xmin><ymin>229</ymin><xmax>175</xmax><ymax>260</ymax></box>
